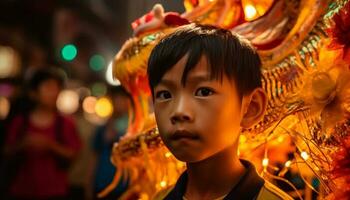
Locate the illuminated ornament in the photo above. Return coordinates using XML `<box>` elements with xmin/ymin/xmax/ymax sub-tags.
<box><xmin>0</xmin><ymin>97</ymin><xmax>10</xmax><ymax>119</ymax></box>
<box><xmin>106</xmin><ymin>62</ymin><xmax>121</xmax><ymax>86</ymax></box>
<box><xmin>95</xmin><ymin>97</ymin><xmax>113</xmax><ymax>118</ymax></box>
<box><xmin>61</xmin><ymin>44</ymin><xmax>77</xmax><ymax>61</ymax></box>
<box><xmin>56</xmin><ymin>90</ymin><xmax>79</xmax><ymax>114</ymax></box>
<box><xmin>83</xmin><ymin>96</ymin><xmax>97</xmax><ymax>114</ymax></box>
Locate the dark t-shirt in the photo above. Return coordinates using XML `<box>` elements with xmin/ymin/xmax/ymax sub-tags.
<box><xmin>164</xmin><ymin>160</ymin><xmax>264</xmax><ymax>200</ymax></box>
<box><xmin>158</xmin><ymin>160</ymin><xmax>293</xmax><ymax>200</ymax></box>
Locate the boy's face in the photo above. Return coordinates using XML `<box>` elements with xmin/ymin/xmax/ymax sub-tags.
<box><xmin>153</xmin><ymin>55</ymin><xmax>244</xmax><ymax>163</ymax></box>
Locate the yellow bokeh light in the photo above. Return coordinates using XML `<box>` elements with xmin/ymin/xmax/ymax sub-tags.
<box><xmin>95</xmin><ymin>97</ymin><xmax>113</xmax><ymax>118</ymax></box>
<box><xmin>83</xmin><ymin>96</ymin><xmax>97</xmax><ymax>114</ymax></box>
<box><xmin>244</xmin><ymin>5</ymin><xmax>257</xmax><ymax>20</ymax></box>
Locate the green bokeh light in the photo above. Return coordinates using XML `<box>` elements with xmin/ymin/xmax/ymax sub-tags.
<box><xmin>89</xmin><ymin>54</ymin><xmax>105</xmax><ymax>71</ymax></box>
<box><xmin>61</xmin><ymin>44</ymin><xmax>78</xmax><ymax>61</ymax></box>
<box><xmin>91</xmin><ymin>82</ymin><xmax>107</xmax><ymax>97</ymax></box>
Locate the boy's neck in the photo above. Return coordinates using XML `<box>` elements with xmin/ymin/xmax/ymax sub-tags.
<box><xmin>185</xmin><ymin>144</ymin><xmax>245</xmax><ymax>200</ymax></box>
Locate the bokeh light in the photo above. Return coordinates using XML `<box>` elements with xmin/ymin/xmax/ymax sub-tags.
<box><xmin>56</xmin><ymin>89</ymin><xmax>80</xmax><ymax>114</ymax></box>
<box><xmin>61</xmin><ymin>44</ymin><xmax>78</xmax><ymax>61</ymax></box>
<box><xmin>89</xmin><ymin>54</ymin><xmax>105</xmax><ymax>71</ymax></box>
<box><xmin>83</xmin><ymin>96</ymin><xmax>97</xmax><ymax>114</ymax></box>
<box><xmin>76</xmin><ymin>87</ymin><xmax>91</xmax><ymax>99</ymax></box>
<box><xmin>106</xmin><ymin>61</ymin><xmax>121</xmax><ymax>86</ymax></box>
<box><xmin>83</xmin><ymin>112</ymin><xmax>107</xmax><ymax>125</ymax></box>
<box><xmin>0</xmin><ymin>96</ymin><xmax>10</xmax><ymax>119</ymax></box>
<box><xmin>95</xmin><ymin>97</ymin><xmax>113</xmax><ymax>118</ymax></box>
<box><xmin>91</xmin><ymin>82</ymin><xmax>107</xmax><ymax>97</ymax></box>
<box><xmin>0</xmin><ymin>46</ymin><xmax>20</xmax><ymax>78</ymax></box>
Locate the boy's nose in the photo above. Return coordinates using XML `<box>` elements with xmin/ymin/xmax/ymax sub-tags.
<box><xmin>170</xmin><ymin>96</ymin><xmax>194</xmax><ymax>124</ymax></box>
<box><xmin>170</xmin><ymin>113</ymin><xmax>192</xmax><ymax>124</ymax></box>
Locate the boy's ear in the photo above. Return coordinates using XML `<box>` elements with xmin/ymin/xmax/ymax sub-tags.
<box><xmin>240</xmin><ymin>88</ymin><xmax>267</xmax><ymax>129</ymax></box>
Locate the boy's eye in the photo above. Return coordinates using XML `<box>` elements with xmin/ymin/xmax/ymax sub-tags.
<box><xmin>155</xmin><ymin>90</ymin><xmax>172</xmax><ymax>100</ymax></box>
<box><xmin>195</xmin><ymin>87</ymin><xmax>214</xmax><ymax>97</ymax></box>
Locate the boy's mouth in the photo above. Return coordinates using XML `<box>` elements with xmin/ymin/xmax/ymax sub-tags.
<box><xmin>170</xmin><ymin>130</ymin><xmax>200</xmax><ymax>141</ymax></box>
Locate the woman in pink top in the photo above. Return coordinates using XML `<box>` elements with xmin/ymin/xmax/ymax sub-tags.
<box><xmin>3</xmin><ymin>68</ymin><xmax>81</xmax><ymax>200</ymax></box>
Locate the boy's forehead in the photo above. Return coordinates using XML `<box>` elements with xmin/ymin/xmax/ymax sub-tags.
<box><xmin>161</xmin><ymin>55</ymin><xmax>212</xmax><ymax>83</ymax></box>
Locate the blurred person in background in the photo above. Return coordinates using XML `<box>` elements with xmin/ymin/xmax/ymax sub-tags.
<box><xmin>1</xmin><ymin>68</ymin><xmax>81</xmax><ymax>200</ymax></box>
<box><xmin>88</xmin><ymin>86</ymin><xmax>131</xmax><ymax>200</ymax></box>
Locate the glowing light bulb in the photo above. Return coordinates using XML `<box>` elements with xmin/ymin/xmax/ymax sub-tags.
<box><xmin>160</xmin><ymin>181</ymin><xmax>167</xmax><ymax>188</ymax></box>
<box><xmin>262</xmin><ymin>158</ymin><xmax>269</xmax><ymax>167</ymax></box>
<box><xmin>285</xmin><ymin>160</ymin><xmax>292</xmax><ymax>168</ymax></box>
<box><xmin>301</xmin><ymin>151</ymin><xmax>309</xmax><ymax>160</ymax></box>
<box><xmin>244</xmin><ymin>4</ymin><xmax>257</xmax><ymax>20</ymax></box>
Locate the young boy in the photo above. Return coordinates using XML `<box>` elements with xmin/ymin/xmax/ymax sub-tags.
<box><xmin>147</xmin><ymin>24</ymin><xmax>293</xmax><ymax>200</ymax></box>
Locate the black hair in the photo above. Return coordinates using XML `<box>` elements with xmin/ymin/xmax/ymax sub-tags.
<box><xmin>28</xmin><ymin>67</ymin><xmax>64</xmax><ymax>91</ymax></box>
<box><xmin>147</xmin><ymin>23</ymin><xmax>262</xmax><ymax>98</ymax></box>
